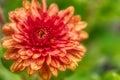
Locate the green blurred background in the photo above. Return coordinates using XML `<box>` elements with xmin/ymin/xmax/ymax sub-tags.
<box><xmin>0</xmin><ymin>0</ymin><xmax>120</xmax><ymax>80</ymax></box>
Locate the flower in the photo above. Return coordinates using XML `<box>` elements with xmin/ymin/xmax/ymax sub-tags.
<box><xmin>1</xmin><ymin>0</ymin><xmax>88</xmax><ymax>80</ymax></box>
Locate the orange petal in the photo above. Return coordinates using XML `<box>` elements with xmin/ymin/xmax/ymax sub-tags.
<box><xmin>78</xmin><ymin>31</ymin><xmax>88</xmax><ymax>41</ymax></box>
<box><xmin>56</xmin><ymin>6</ymin><xmax>74</xmax><ymax>25</ymax></box>
<box><xmin>48</xmin><ymin>3</ymin><xmax>58</xmax><ymax>16</ymax></box>
<box><xmin>12</xmin><ymin>34</ymin><xmax>24</xmax><ymax>43</ymax></box>
<box><xmin>31</xmin><ymin>61</ymin><xmax>42</xmax><ymax>70</ymax></box>
<box><xmin>74</xmin><ymin>22</ymin><xmax>87</xmax><ymax>32</ymax></box>
<box><xmin>63</xmin><ymin>6</ymin><xmax>74</xmax><ymax>24</ymax></box>
<box><xmin>74</xmin><ymin>44</ymin><xmax>87</xmax><ymax>53</ymax></box>
<box><xmin>18</xmin><ymin>49</ymin><xmax>27</xmax><ymax>56</ymax></box>
<box><xmin>2</xmin><ymin>39</ymin><xmax>17</xmax><ymax>49</ymax></box>
<box><xmin>46</xmin><ymin>54</ymin><xmax>51</xmax><ymax>65</ymax></box>
<box><xmin>71</xmin><ymin>15</ymin><xmax>81</xmax><ymax>23</ymax></box>
<box><xmin>2</xmin><ymin>23</ymin><xmax>20</xmax><ymax>34</ymax></box>
<box><xmin>67</xmin><ymin>52</ymin><xmax>82</xmax><ymax>62</ymax></box>
<box><xmin>21</xmin><ymin>55</ymin><xmax>30</xmax><ymax>59</ymax></box>
<box><xmin>2</xmin><ymin>23</ymin><xmax>14</xmax><ymax>35</ymax></box>
<box><xmin>9</xmin><ymin>8</ymin><xmax>28</xmax><ymax>23</ymax></box>
<box><xmin>57</xmin><ymin>49</ymin><xmax>66</xmax><ymax>57</ymax></box>
<box><xmin>23</xmin><ymin>0</ymin><xmax>31</xmax><ymax>10</ymax></box>
<box><xmin>58</xmin><ymin>6</ymin><xmax>74</xmax><ymax>18</ymax></box>
<box><xmin>59</xmin><ymin>65</ymin><xmax>66</xmax><ymax>71</ymax></box>
<box><xmin>49</xmin><ymin>66</ymin><xmax>58</xmax><ymax>77</ymax></box>
<box><xmin>10</xmin><ymin>59</ymin><xmax>25</xmax><ymax>72</ymax></box>
<box><xmin>18</xmin><ymin>49</ymin><xmax>33</xmax><ymax>57</ymax></box>
<box><xmin>31</xmin><ymin>0</ymin><xmax>41</xmax><ymax>9</ymax></box>
<box><xmin>0</xmin><ymin>36</ymin><xmax>12</xmax><ymax>43</ymax></box>
<box><xmin>31</xmin><ymin>0</ymin><xmax>42</xmax><ymax>19</ymax></box>
<box><xmin>32</xmin><ymin>53</ymin><xmax>41</xmax><ymax>59</ymax></box>
<box><xmin>42</xmin><ymin>0</ymin><xmax>47</xmax><ymax>12</ymax></box>
<box><xmin>22</xmin><ymin>60</ymin><xmax>30</xmax><ymax>67</ymax></box>
<box><xmin>36</xmin><ymin>57</ymin><xmax>45</xmax><ymax>66</ymax></box>
<box><xmin>59</xmin><ymin>56</ymin><xmax>71</xmax><ymax>64</ymax></box>
<box><xmin>67</xmin><ymin>61</ymin><xmax>78</xmax><ymax>71</ymax></box>
<box><xmin>4</xmin><ymin>50</ymin><xmax>19</xmax><ymax>60</ymax></box>
<box><xmin>27</xmin><ymin>66</ymin><xmax>35</xmax><ymax>76</ymax></box>
<box><xmin>50</xmin><ymin>58</ymin><xmax>60</xmax><ymax>68</ymax></box>
<box><xmin>26</xmin><ymin>50</ymin><xmax>33</xmax><ymax>56</ymax></box>
<box><xmin>39</xmin><ymin>65</ymin><xmax>51</xmax><ymax>80</ymax></box>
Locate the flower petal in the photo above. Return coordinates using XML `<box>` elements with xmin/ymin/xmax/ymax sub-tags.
<box><xmin>67</xmin><ymin>51</ymin><xmax>82</xmax><ymax>62</ymax></box>
<box><xmin>31</xmin><ymin>61</ymin><xmax>42</xmax><ymax>70</ymax></box>
<box><xmin>27</xmin><ymin>66</ymin><xmax>35</xmax><ymax>76</ymax></box>
<box><xmin>50</xmin><ymin>58</ymin><xmax>60</xmax><ymax>69</ymax></box>
<box><xmin>9</xmin><ymin>8</ymin><xmax>28</xmax><ymax>23</ymax></box>
<box><xmin>78</xmin><ymin>31</ymin><xmax>88</xmax><ymax>41</ymax></box>
<box><xmin>39</xmin><ymin>65</ymin><xmax>51</xmax><ymax>80</ymax></box>
<box><xmin>1</xmin><ymin>36</ymin><xmax>12</xmax><ymax>43</ymax></box>
<box><xmin>48</xmin><ymin>3</ymin><xmax>58</xmax><ymax>16</ymax></box>
<box><xmin>4</xmin><ymin>49</ymin><xmax>19</xmax><ymax>60</ymax></box>
<box><xmin>2</xmin><ymin>38</ymin><xmax>17</xmax><ymax>49</ymax></box>
<box><xmin>36</xmin><ymin>57</ymin><xmax>45</xmax><ymax>66</ymax></box>
<box><xmin>46</xmin><ymin>54</ymin><xmax>51</xmax><ymax>65</ymax></box>
<box><xmin>23</xmin><ymin>0</ymin><xmax>31</xmax><ymax>10</ymax></box>
<box><xmin>10</xmin><ymin>59</ymin><xmax>26</xmax><ymax>72</ymax></box>
<box><xmin>59</xmin><ymin>65</ymin><xmax>66</xmax><ymax>71</ymax></box>
<box><xmin>32</xmin><ymin>53</ymin><xmax>41</xmax><ymax>59</ymax></box>
<box><xmin>74</xmin><ymin>22</ymin><xmax>87</xmax><ymax>32</ymax></box>
<box><xmin>67</xmin><ymin>60</ymin><xmax>78</xmax><ymax>71</ymax></box>
<box><xmin>58</xmin><ymin>6</ymin><xmax>74</xmax><ymax>24</ymax></box>
<box><xmin>12</xmin><ymin>34</ymin><xmax>24</xmax><ymax>43</ymax></box>
<box><xmin>2</xmin><ymin>23</ymin><xmax>14</xmax><ymax>35</ymax></box>
<box><xmin>49</xmin><ymin>66</ymin><xmax>58</xmax><ymax>77</ymax></box>
<box><xmin>31</xmin><ymin>0</ymin><xmax>42</xmax><ymax>19</ymax></box>
<box><xmin>59</xmin><ymin>56</ymin><xmax>71</xmax><ymax>64</ymax></box>
<box><xmin>71</xmin><ymin>15</ymin><xmax>81</xmax><ymax>23</ymax></box>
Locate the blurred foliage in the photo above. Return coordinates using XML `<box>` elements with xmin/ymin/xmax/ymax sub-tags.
<box><xmin>0</xmin><ymin>0</ymin><xmax>120</xmax><ymax>80</ymax></box>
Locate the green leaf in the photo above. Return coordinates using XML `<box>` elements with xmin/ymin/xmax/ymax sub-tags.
<box><xmin>0</xmin><ymin>60</ymin><xmax>22</xmax><ymax>80</ymax></box>
<box><xmin>103</xmin><ymin>71</ymin><xmax>120</xmax><ymax>80</ymax></box>
<box><xmin>0</xmin><ymin>46</ymin><xmax>6</xmax><ymax>57</ymax></box>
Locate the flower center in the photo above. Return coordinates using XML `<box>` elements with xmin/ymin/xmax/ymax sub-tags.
<box><xmin>38</xmin><ymin>29</ymin><xmax>47</xmax><ymax>38</ymax></box>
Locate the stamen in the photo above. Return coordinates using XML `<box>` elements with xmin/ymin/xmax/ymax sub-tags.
<box><xmin>38</xmin><ymin>29</ymin><xmax>47</xmax><ymax>38</ymax></box>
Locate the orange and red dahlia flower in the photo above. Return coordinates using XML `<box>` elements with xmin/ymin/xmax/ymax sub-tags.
<box><xmin>1</xmin><ymin>0</ymin><xmax>88</xmax><ymax>80</ymax></box>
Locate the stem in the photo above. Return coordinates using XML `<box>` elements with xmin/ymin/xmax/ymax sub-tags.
<box><xmin>22</xmin><ymin>76</ymin><xmax>27</xmax><ymax>80</ymax></box>
<box><xmin>0</xmin><ymin>6</ymin><xmax>5</xmax><ymax>25</ymax></box>
<box><xmin>35</xmin><ymin>76</ymin><xmax>39</xmax><ymax>80</ymax></box>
